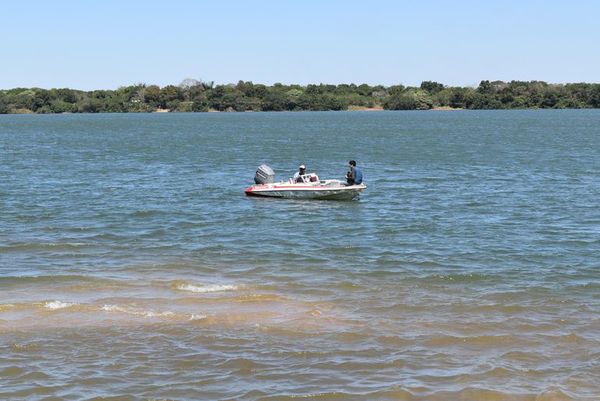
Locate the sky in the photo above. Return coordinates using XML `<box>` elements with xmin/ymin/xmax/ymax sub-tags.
<box><xmin>1</xmin><ymin>0</ymin><xmax>599</xmax><ymax>90</ymax></box>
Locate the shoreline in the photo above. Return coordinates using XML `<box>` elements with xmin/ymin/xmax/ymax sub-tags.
<box><xmin>431</xmin><ymin>106</ymin><xmax>463</xmax><ymax>111</ymax></box>
<box><xmin>2</xmin><ymin>107</ymin><xmax>597</xmax><ymax>116</ymax></box>
<box><xmin>347</xmin><ymin>105</ymin><xmax>385</xmax><ymax>111</ymax></box>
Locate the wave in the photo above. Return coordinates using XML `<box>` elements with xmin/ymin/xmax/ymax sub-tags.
<box><xmin>100</xmin><ymin>304</ymin><xmax>175</xmax><ymax>318</ymax></box>
<box><xmin>2</xmin><ymin>301</ymin><xmax>87</xmax><ymax>313</ymax></box>
<box><xmin>99</xmin><ymin>304</ymin><xmax>206</xmax><ymax>322</ymax></box>
<box><xmin>44</xmin><ymin>300</ymin><xmax>76</xmax><ymax>310</ymax></box>
<box><xmin>424</xmin><ymin>334</ymin><xmax>522</xmax><ymax>347</ymax></box>
<box><xmin>0</xmin><ymin>366</ymin><xmax>25</xmax><ymax>377</ymax></box>
<box><xmin>233</xmin><ymin>293</ymin><xmax>286</xmax><ymax>303</ymax></box>
<box><xmin>256</xmin><ymin>389</ymin><xmax>415</xmax><ymax>401</ymax></box>
<box><xmin>174</xmin><ymin>282</ymin><xmax>239</xmax><ymax>293</ymax></box>
<box><xmin>130</xmin><ymin>209</ymin><xmax>168</xmax><ymax>218</ymax></box>
<box><xmin>0</xmin><ymin>274</ymin><xmax>113</xmax><ymax>285</ymax></box>
<box><xmin>420</xmin><ymin>272</ymin><xmax>490</xmax><ymax>283</ymax></box>
<box><xmin>0</xmin><ymin>242</ymin><xmax>91</xmax><ymax>253</ymax></box>
<box><xmin>256</xmin><ymin>387</ymin><xmax>578</xmax><ymax>401</ymax></box>
<box><xmin>426</xmin><ymin>387</ymin><xmax>578</xmax><ymax>401</ymax></box>
<box><xmin>3</xmin><ymin>300</ymin><xmax>207</xmax><ymax>322</ymax></box>
<box><xmin>217</xmin><ymin>357</ymin><xmax>270</xmax><ymax>373</ymax></box>
<box><xmin>10</xmin><ymin>343</ymin><xmax>41</xmax><ymax>352</ymax></box>
<box><xmin>539</xmin><ymin>332</ymin><xmax>589</xmax><ymax>344</ymax></box>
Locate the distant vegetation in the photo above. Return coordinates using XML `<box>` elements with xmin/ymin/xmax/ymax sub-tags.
<box><xmin>1</xmin><ymin>79</ymin><xmax>600</xmax><ymax>114</ymax></box>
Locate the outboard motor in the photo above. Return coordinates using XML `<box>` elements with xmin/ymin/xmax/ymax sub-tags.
<box><xmin>254</xmin><ymin>164</ymin><xmax>275</xmax><ymax>184</ymax></box>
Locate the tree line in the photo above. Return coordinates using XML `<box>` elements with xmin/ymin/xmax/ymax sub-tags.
<box><xmin>1</xmin><ymin>79</ymin><xmax>600</xmax><ymax>114</ymax></box>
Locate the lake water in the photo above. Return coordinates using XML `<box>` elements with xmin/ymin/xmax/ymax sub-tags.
<box><xmin>1</xmin><ymin>110</ymin><xmax>599</xmax><ymax>400</ymax></box>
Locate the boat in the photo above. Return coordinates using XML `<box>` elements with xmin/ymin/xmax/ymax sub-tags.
<box><xmin>245</xmin><ymin>164</ymin><xmax>366</xmax><ymax>200</ymax></box>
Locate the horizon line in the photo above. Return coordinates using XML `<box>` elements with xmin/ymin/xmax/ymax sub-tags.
<box><xmin>3</xmin><ymin>79</ymin><xmax>600</xmax><ymax>92</ymax></box>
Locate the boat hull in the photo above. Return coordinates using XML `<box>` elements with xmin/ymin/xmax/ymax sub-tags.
<box><xmin>245</xmin><ymin>183</ymin><xmax>366</xmax><ymax>200</ymax></box>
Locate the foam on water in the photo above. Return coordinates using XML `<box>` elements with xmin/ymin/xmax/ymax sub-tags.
<box><xmin>43</xmin><ymin>301</ymin><xmax>76</xmax><ymax>310</ymax></box>
<box><xmin>175</xmin><ymin>282</ymin><xmax>239</xmax><ymax>293</ymax></box>
<box><xmin>100</xmin><ymin>304</ymin><xmax>175</xmax><ymax>318</ymax></box>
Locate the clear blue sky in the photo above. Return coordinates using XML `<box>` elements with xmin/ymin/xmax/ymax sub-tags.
<box><xmin>1</xmin><ymin>0</ymin><xmax>599</xmax><ymax>89</ymax></box>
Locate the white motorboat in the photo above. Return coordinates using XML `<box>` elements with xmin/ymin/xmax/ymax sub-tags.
<box><xmin>245</xmin><ymin>179</ymin><xmax>366</xmax><ymax>200</ymax></box>
<box><xmin>245</xmin><ymin>164</ymin><xmax>366</xmax><ymax>200</ymax></box>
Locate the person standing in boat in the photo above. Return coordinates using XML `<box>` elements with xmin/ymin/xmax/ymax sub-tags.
<box><xmin>293</xmin><ymin>165</ymin><xmax>307</xmax><ymax>183</ymax></box>
<box><xmin>346</xmin><ymin>160</ymin><xmax>363</xmax><ymax>185</ymax></box>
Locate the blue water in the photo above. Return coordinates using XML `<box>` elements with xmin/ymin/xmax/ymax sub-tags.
<box><xmin>1</xmin><ymin>110</ymin><xmax>599</xmax><ymax>400</ymax></box>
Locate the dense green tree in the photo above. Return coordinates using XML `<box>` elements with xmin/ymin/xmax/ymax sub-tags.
<box><xmin>1</xmin><ymin>80</ymin><xmax>600</xmax><ymax>114</ymax></box>
<box><xmin>77</xmin><ymin>97</ymin><xmax>101</xmax><ymax>113</ymax></box>
<box><xmin>235</xmin><ymin>80</ymin><xmax>255</xmax><ymax>96</ymax></box>
<box><xmin>262</xmin><ymin>90</ymin><xmax>287</xmax><ymax>111</ymax></box>
<box><xmin>10</xmin><ymin>89</ymin><xmax>37</xmax><ymax>111</ymax></box>
<box><xmin>159</xmin><ymin>85</ymin><xmax>182</xmax><ymax>108</ymax></box>
<box><xmin>192</xmin><ymin>99</ymin><xmax>209</xmax><ymax>112</ymax></box>
<box><xmin>0</xmin><ymin>93</ymin><xmax>9</xmax><ymax>114</ymax></box>
<box><xmin>387</xmin><ymin>85</ymin><xmax>405</xmax><ymax>96</ymax></box>
<box><xmin>383</xmin><ymin>93</ymin><xmax>416</xmax><ymax>110</ymax></box>
<box><xmin>144</xmin><ymin>85</ymin><xmax>161</xmax><ymax>108</ymax></box>
<box><xmin>356</xmin><ymin>84</ymin><xmax>372</xmax><ymax>96</ymax></box>
<box><xmin>465</xmin><ymin>91</ymin><xmax>503</xmax><ymax>109</ymax></box>
<box><xmin>477</xmin><ymin>80</ymin><xmax>494</xmax><ymax>94</ymax></box>
<box><xmin>420</xmin><ymin>81</ymin><xmax>444</xmax><ymax>94</ymax></box>
<box><xmin>50</xmin><ymin>99</ymin><xmax>77</xmax><ymax>113</ymax></box>
<box><xmin>448</xmin><ymin>87</ymin><xmax>471</xmax><ymax>108</ymax></box>
<box><xmin>384</xmin><ymin>89</ymin><xmax>433</xmax><ymax>110</ymax></box>
<box><xmin>54</xmin><ymin>88</ymin><xmax>78</xmax><ymax>103</ymax></box>
<box><xmin>589</xmin><ymin>85</ymin><xmax>600</xmax><ymax>107</ymax></box>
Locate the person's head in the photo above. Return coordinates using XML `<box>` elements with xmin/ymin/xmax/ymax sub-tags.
<box><xmin>299</xmin><ymin>164</ymin><xmax>306</xmax><ymax>173</ymax></box>
<box><xmin>348</xmin><ymin>160</ymin><xmax>357</xmax><ymax>167</ymax></box>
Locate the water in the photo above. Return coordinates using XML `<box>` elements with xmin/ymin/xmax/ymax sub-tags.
<box><xmin>1</xmin><ymin>110</ymin><xmax>599</xmax><ymax>400</ymax></box>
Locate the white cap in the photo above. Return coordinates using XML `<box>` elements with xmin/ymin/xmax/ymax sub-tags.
<box><xmin>299</xmin><ymin>165</ymin><xmax>306</xmax><ymax>169</ymax></box>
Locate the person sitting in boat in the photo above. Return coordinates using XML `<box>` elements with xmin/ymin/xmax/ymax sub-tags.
<box><xmin>346</xmin><ymin>160</ymin><xmax>363</xmax><ymax>185</ymax></box>
<box><xmin>293</xmin><ymin>165</ymin><xmax>307</xmax><ymax>183</ymax></box>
